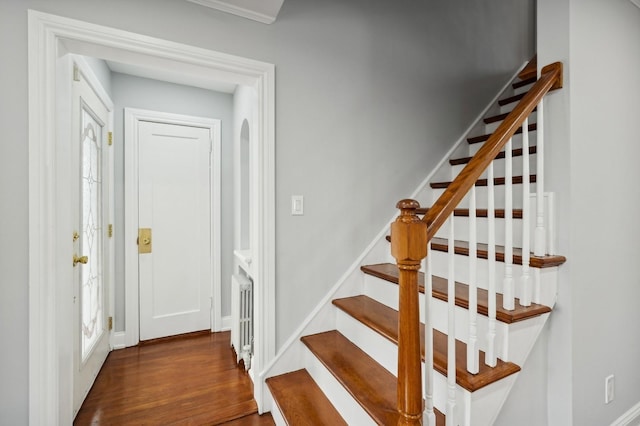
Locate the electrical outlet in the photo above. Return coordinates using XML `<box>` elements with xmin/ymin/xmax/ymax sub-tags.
<box><xmin>605</xmin><ymin>374</ymin><xmax>615</xmax><ymax>404</ymax></box>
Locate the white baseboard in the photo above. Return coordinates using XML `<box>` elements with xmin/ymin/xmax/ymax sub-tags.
<box><xmin>611</xmin><ymin>401</ymin><xmax>640</xmax><ymax>426</ymax></box>
<box><xmin>111</xmin><ymin>331</ymin><xmax>126</xmax><ymax>350</ymax></box>
<box><xmin>221</xmin><ymin>315</ymin><xmax>232</xmax><ymax>331</ymax></box>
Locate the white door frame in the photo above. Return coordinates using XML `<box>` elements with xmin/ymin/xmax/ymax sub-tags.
<box><xmin>28</xmin><ymin>10</ymin><xmax>276</xmax><ymax>425</ymax></box>
<box><xmin>124</xmin><ymin>108</ymin><xmax>222</xmax><ymax>345</ymax></box>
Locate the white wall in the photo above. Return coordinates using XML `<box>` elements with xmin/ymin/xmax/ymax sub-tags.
<box><xmin>0</xmin><ymin>0</ymin><xmax>533</xmax><ymax>422</ymax></box>
<box><xmin>110</xmin><ymin>72</ymin><xmax>234</xmax><ymax>329</ymax></box>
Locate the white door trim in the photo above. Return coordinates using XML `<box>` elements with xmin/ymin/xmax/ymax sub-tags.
<box><xmin>124</xmin><ymin>108</ymin><xmax>222</xmax><ymax>345</ymax></box>
<box><xmin>28</xmin><ymin>10</ymin><xmax>276</xmax><ymax>424</ymax></box>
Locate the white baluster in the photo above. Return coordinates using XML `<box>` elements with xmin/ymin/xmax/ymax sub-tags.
<box><xmin>534</xmin><ymin>100</ymin><xmax>546</xmax><ymax>256</ymax></box>
<box><xmin>521</xmin><ymin>117</ymin><xmax>532</xmax><ymax>307</ymax></box>
<box><xmin>446</xmin><ymin>215</ymin><xmax>456</xmax><ymax>425</ymax></box>
<box><xmin>467</xmin><ymin>187</ymin><xmax>479</xmax><ymax>374</ymax></box>
<box><xmin>503</xmin><ymin>138</ymin><xmax>514</xmax><ymax>311</ymax></box>
<box><xmin>423</xmin><ymin>253</ymin><xmax>436</xmax><ymax>426</ymax></box>
<box><xmin>486</xmin><ymin>162</ymin><xmax>497</xmax><ymax>367</ymax></box>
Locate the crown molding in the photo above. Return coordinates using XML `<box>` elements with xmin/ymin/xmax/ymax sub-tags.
<box><xmin>186</xmin><ymin>0</ymin><xmax>284</xmax><ymax>24</ymax></box>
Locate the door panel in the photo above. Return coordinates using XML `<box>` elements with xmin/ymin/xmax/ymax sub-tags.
<box><xmin>138</xmin><ymin>121</ymin><xmax>212</xmax><ymax>341</ymax></box>
<box><xmin>72</xmin><ymin>67</ymin><xmax>111</xmax><ymax>417</ymax></box>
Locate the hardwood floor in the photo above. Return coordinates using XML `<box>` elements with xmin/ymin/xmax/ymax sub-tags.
<box><xmin>74</xmin><ymin>331</ymin><xmax>274</xmax><ymax>425</ymax></box>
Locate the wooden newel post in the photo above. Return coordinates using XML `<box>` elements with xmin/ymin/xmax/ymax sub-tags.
<box><xmin>391</xmin><ymin>199</ymin><xmax>427</xmax><ymax>425</ymax></box>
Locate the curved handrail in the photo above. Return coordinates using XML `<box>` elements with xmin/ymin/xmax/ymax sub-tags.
<box><xmin>423</xmin><ymin>62</ymin><xmax>563</xmax><ymax>240</ymax></box>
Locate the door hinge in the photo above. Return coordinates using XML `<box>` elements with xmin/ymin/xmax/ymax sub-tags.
<box><xmin>107</xmin><ymin>224</ymin><xmax>113</xmax><ymax>238</ymax></box>
<box><xmin>73</xmin><ymin>64</ymin><xmax>80</xmax><ymax>82</ymax></box>
<box><xmin>108</xmin><ymin>131</ymin><xmax>113</xmax><ymax>146</ymax></box>
<box><xmin>108</xmin><ymin>316</ymin><xmax>113</xmax><ymax>331</ymax></box>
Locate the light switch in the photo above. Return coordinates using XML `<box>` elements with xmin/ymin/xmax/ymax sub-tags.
<box><xmin>291</xmin><ymin>195</ymin><xmax>304</xmax><ymax>215</ymax></box>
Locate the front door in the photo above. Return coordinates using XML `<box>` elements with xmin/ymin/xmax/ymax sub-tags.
<box><xmin>138</xmin><ymin>120</ymin><xmax>213</xmax><ymax>341</ymax></box>
<box><xmin>72</xmin><ymin>64</ymin><xmax>112</xmax><ymax>416</ymax></box>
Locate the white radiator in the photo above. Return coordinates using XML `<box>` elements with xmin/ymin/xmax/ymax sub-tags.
<box><xmin>231</xmin><ymin>273</ymin><xmax>253</xmax><ymax>370</ymax></box>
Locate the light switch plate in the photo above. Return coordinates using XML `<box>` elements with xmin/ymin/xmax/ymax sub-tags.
<box><xmin>291</xmin><ymin>195</ymin><xmax>304</xmax><ymax>215</ymax></box>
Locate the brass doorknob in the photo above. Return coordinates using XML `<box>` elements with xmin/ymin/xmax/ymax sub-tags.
<box><xmin>73</xmin><ymin>255</ymin><xmax>88</xmax><ymax>266</ymax></box>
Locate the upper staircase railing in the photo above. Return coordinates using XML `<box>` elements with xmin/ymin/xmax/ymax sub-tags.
<box><xmin>391</xmin><ymin>61</ymin><xmax>563</xmax><ymax>425</ymax></box>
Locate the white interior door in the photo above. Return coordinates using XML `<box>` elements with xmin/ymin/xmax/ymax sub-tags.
<box><xmin>138</xmin><ymin>121</ymin><xmax>213</xmax><ymax>341</ymax></box>
<box><xmin>72</xmin><ymin>65</ymin><xmax>112</xmax><ymax>416</ymax></box>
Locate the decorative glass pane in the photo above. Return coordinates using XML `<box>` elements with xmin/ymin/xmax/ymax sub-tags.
<box><xmin>80</xmin><ymin>107</ymin><xmax>104</xmax><ymax>361</ymax></box>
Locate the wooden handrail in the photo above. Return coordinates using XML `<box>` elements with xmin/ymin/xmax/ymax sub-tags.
<box><xmin>423</xmin><ymin>62</ymin><xmax>563</xmax><ymax>240</ymax></box>
<box><xmin>391</xmin><ymin>61</ymin><xmax>562</xmax><ymax>424</ymax></box>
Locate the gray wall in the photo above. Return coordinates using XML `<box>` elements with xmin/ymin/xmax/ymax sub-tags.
<box><xmin>110</xmin><ymin>73</ymin><xmax>235</xmax><ymax>329</ymax></box>
<box><xmin>0</xmin><ymin>0</ymin><xmax>534</xmax><ymax>422</ymax></box>
<box><xmin>82</xmin><ymin>56</ymin><xmax>112</xmax><ymax>96</ymax></box>
<box><xmin>538</xmin><ymin>0</ymin><xmax>640</xmax><ymax>425</ymax></box>
<box><xmin>569</xmin><ymin>0</ymin><xmax>640</xmax><ymax>424</ymax></box>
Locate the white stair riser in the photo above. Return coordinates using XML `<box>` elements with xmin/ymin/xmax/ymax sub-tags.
<box><xmin>425</xmin><ymin>192</ymin><xmax>556</xmax><ymax>257</ymax></box>
<box><xmin>303</xmin><ymin>347</ymin><xmax>376</xmax><ymax>425</ymax></box>
<box><xmin>434</xmin><ymin>215</ymin><xmax>525</xmax><ymax>248</ymax></box>
<box><xmin>428</xmin><ymin>252</ymin><xmax>559</xmax><ymax>307</ymax></box>
<box><xmin>513</xmin><ymin>82</ymin><xmax>534</xmax><ymax>96</ymax></box>
<box><xmin>432</xmin><ymin>183</ymin><xmax>537</xmax><ymax>209</ymax></box>
<box><xmin>265</xmin><ymin>390</ymin><xmax>287</xmax><ymax>426</ymax></box>
<box><xmin>363</xmin><ymin>274</ymin><xmax>551</xmax><ymax>364</ymax></box>
<box><xmin>468</xmin><ymin>130</ymin><xmax>537</xmax><ymax>156</ymax></box>
<box><xmin>336</xmin><ymin>309</ymin><xmax>521</xmax><ymax>426</ymax></box>
<box><xmin>485</xmin><ymin>111</ymin><xmax>537</xmax><ymax>134</ymax></box>
<box><xmin>336</xmin><ymin>309</ymin><xmax>472</xmax><ymax>423</ymax></box>
<box><xmin>500</xmin><ymin>100</ymin><xmax>519</xmax><ymax>115</ymax></box>
<box><xmin>362</xmin><ymin>261</ymin><xmax>560</xmax><ymax>310</ymax></box>
<box><xmin>429</xmin><ymin>301</ymin><xmax>550</xmax><ymax>364</ymax></box>
<box><xmin>451</xmin><ymin>154</ymin><xmax>537</xmax><ymax>180</ymax></box>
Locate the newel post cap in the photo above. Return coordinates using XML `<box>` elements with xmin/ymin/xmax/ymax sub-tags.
<box><xmin>391</xmin><ymin>199</ymin><xmax>428</xmax><ymax>264</ymax></box>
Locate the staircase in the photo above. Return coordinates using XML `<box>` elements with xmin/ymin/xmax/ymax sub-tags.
<box><xmin>263</xmin><ymin>60</ymin><xmax>565</xmax><ymax>425</ymax></box>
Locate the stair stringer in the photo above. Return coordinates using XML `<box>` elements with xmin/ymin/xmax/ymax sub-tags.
<box><xmin>258</xmin><ymin>230</ymin><xmax>392</xmax><ymax>412</ymax></box>
<box><xmin>259</xmin><ymin>63</ymin><xmax>533</xmax><ymax>419</ymax></box>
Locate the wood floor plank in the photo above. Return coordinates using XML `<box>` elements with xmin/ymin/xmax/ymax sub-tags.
<box><xmin>74</xmin><ymin>331</ymin><xmax>269</xmax><ymax>426</ymax></box>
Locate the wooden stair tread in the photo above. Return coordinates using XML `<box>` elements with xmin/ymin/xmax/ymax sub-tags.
<box><xmin>361</xmin><ymin>263</ymin><xmax>552</xmax><ymax>323</ymax></box>
<box><xmin>484</xmin><ymin>108</ymin><xmax>537</xmax><ymax>124</ymax></box>
<box><xmin>266</xmin><ymin>369</ymin><xmax>347</xmax><ymax>426</ymax></box>
<box><xmin>498</xmin><ymin>92</ymin><xmax>525</xmax><ymax>106</ymax></box>
<box><xmin>517</xmin><ymin>55</ymin><xmax>537</xmax><ymax>81</ymax></box>
<box><xmin>512</xmin><ymin>76</ymin><xmax>537</xmax><ymax>89</ymax></box>
<box><xmin>382</xmin><ymin>236</ymin><xmax>565</xmax><ymax>267</ymax></box>
<box><xmin>430</xmin><ymin>174</ymin><xmax>537</xmax><ymax>189</ymax></box>
<box><xmin>416</xmin><ymin>207</ymin><xmax>523</xmax><ymax>219</ymax></box>
<box><xmin>450</xmin><ymin>146</ymin><xmax>537</xmax><ymax>166</ymax></box>
<box><xmin>430</xmin><ymin>237</ymin><xmax>567</xmax><ymax>268</ymax></box>
<box><xmin>332</xmin><ymin>295</ymin><xmax>521</xmax><ymax>392</ymax></box>
<box><xmin>467</xmin><ymin>123</ymin><xmax>537</xmax><ymax>144</ymax></box>
<box><xmin>301</xmin><ymin>331</ymin><xmax>445</xmax><ymax>426</ymax></box>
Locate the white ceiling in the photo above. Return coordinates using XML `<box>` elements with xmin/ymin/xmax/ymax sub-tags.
<box><xmin>186</xmin><ymin>0</ymin><xmax>285</xmax><ymax>24</ymax></box>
